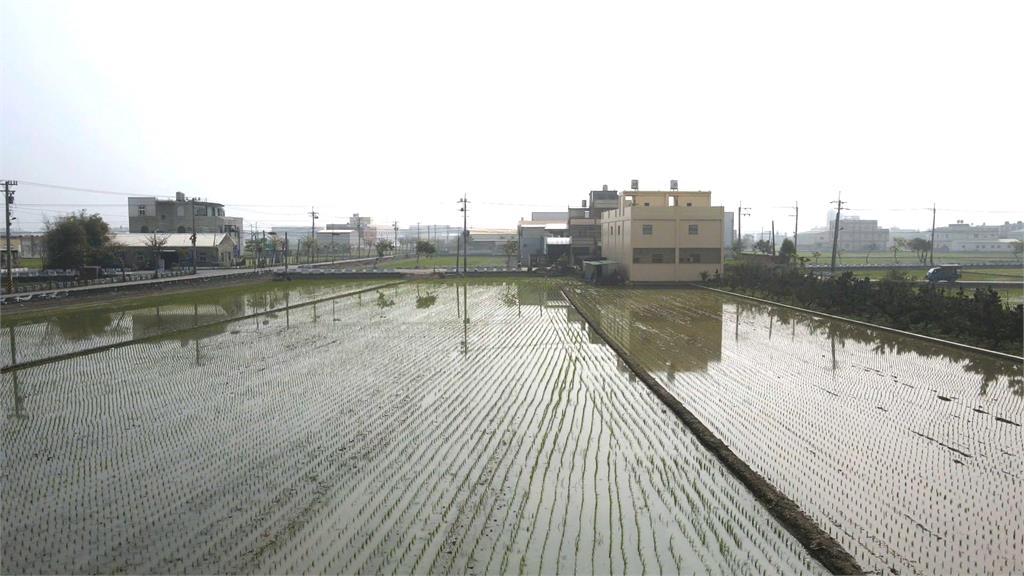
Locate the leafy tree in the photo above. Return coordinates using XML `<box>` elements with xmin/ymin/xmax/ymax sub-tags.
<box><xmin>908</xmin><ymin>237</ymin><xmax>932</xmax><ymax>264</ymax></box>
<box><xmin>415</xmin><ymin>240</ymin><xmax>435</xmax><ymax>266</ymax></box>
<box><xmin>778</xmin><ymin>238</ymin><xmax>797</xmax><ymax>264</ymax></box>
<box><xmin>375</xmin><ymin>239</ymin><xmax>394</xmax><ymax>259</ymax></box>
<box><xmin>754</xmin><ymin>239</ymin><xmax>772</xmax><ymax>254</ymax></box>
<box><xmin>1013</xmin><ymin>240</ymin><xmax>1023</xmax><ymax>262</ymax></box>
<box><xmin>732</xmin><ymin>238</ymin><xmax>746</xmax><ymax>258</ymax></box>
<box><xmin>503</xmin><ymin>240</ymin><xmax>519</xmax><ymax>268</ymax></box>
<box><xmin>109</xmin><ymin>240</ymin><xmax>128</xmax><ymax>280</ymax></box>
<box><xmin>43</xmin><ymin>211</ymin><xmax>111</xmax><ymax>270</ymax></box>
<box><xmin>812</xmin><ymin>251</ymin><xmax>822</xmax><ymax>264</ymax></box>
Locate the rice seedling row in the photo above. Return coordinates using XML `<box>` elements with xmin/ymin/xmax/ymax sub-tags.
<box><xmin>571</xmin><ymin>286</ymin><xmax>1023</xmax><ymax>575</ymax></box>
<box><xmin>3</xmin><ymin>281</ymin><xmax>825</xmax><ymax>574</ymax></box>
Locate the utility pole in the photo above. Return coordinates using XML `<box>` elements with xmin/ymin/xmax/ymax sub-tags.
<box><xmin>737</xmin><ymin>202</ymin><xmax>751</xmax><ymax>253</ymax></box>
<box><xmin>3</xmin><ymin>180</ymin><xmax>17</xmax><ymax>293</ymax></box>
<box><xmin>356</xmin><ymin>221</ymin><xmax>363</xmax><ymax>259</ymax></box>
<box><xmin>190</xmin><ymin>196</ymin><xmax>197</xmax><ymax>274</ymax></box>
<box><xmin>458</xmin><ymin>196</ymin><xmax>469</xmax><ymax>274</ymax></box>
<box><xmin>284</xmin><ymin>232</ymin><xmax>289</xmax><ymax>275</ymax></box>
<box><xmin>392</xmin><ymin>221</ymin><xmax>399</xmax><ymax>257</ymax></box>
<box><xmin>830</xmin><ymin>192</ymin><xmax>845</xmax><ymax>274</ymax></box>
<box><xmin>770</xmin><ymin>220</ymin><xmax>776</xmax><ymax>255</ymax></box>
<box><xmin>308</xmin><ymin>207</ymin><xmax>319</xmax><ymax>264</ymax></box>
<box><xmin>929</xmin><ymin>203</ymin><xmax>937</xmax><ymax>266</ymax></box>
<box><xmin>792</xmin><ymin>201</ymin><xmax>799</xmax><ymax>253</ymax></box>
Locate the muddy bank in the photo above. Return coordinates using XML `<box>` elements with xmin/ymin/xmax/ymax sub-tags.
<box><xmin>561</xmin><ymin>286</ymin><xmax>863</xmax><ymax>575</ymax></box>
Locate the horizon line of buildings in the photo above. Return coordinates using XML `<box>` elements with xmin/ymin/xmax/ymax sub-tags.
<box><xmin>4</xmin><ymin>184</ymin><xmax>1022</xmax><ymax>274</ymax></box>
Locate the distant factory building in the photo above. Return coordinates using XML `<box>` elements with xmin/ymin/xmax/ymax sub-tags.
<box><xmin>517</xmin><ymin>211</ymin><xmax>569</xmax><ymax>267</ymax></box>
<box><xmin>568</xmin><ymin>185</ymin><xmax>620</xmax><ymax>265</ymax></box>
<box><xmin>801</xmin><ymin>216</ymin><xmax>889</xmax><ymax>253</ymax></box>
<box><xmin>467</xmin><ymin>229</ymin><xmax>517</xmax><ymax>255</ymax></box>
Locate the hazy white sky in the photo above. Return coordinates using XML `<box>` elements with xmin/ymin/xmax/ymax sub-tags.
<box><xmin>2</xmin><ymin>0</ymin><xmax>1022</xmax><ymax>234</ymax></box>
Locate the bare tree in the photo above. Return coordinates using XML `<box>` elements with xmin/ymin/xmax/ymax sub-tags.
<box><xmin>502</xmin><ymin>240</ymin><xmax>519</xmax><ymax>269</ymax></box>
<box><xmin>145</xmin><ymin>232</ymin><xmax>169</xmax><ymax>277</ymax></box>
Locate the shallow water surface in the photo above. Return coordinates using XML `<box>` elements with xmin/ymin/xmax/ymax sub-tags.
<box><xmin>572</xmin><ymin>286</ymin><xmax>1023</xmax><ymax>575</ymax></box>
<box><xmin>1</xmin><ymin>281</ymin><xmax>822</xmax><ymax>574</ymax></box>
<box><xmin>0</xmin><ymin>279</ymin><xmax>384</xmax><ymax>367</ymax></box>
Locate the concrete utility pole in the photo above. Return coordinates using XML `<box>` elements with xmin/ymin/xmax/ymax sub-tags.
<box><xmin>457</xmin><ymin>196</ymin><xmax>469</xmax><ymax>274</ymax></box>
<box><xmin>190</xmin><ymin>196</ymin><xmax>197</xmax><ymax>274</ymax></box>
<box><xmin>356</xmin><ymin>221</ymin><xmax>363</xmax><ymax>258</ymax></box>
<box><xmin>770</xmin><ymin>221</ymin><xmax>776</xmax><ymax>255</ymax></box>
<box><xmin>308</xmin><ymin>207</ymin><xmax>319</xmax><ymax>263</ymax></box>
<box><xmin>284</xmin><ymin>232</ymin><xmax>289</xmax><ymax>275</ymax></box>
<box><xmin>392</xmin><ymin>221</ymin><xmax>399</xmax><ymax>257</ymax></box>
<box><xmin>792</xmin><ymin>202</ymin><xmax>799</xmax><ymax>253</ymax></box>
<box><xmin>3</xmin><ymin>180</ymin><xmax>17</xmax><ymax>293</ymax></box>
<box><xmin>929</xmin><ymin>203</ymin><xmax>937</xmax><ymax>266</ymax></box>
<box><xmin>830</xmin><ymin>193</ymin><xmax>845</xmax><ymax>274</ymax></box>
<box><xmin>737</xmin><ymin>202</ymin><xmax>751</xmax><ymax>253</ymax></box>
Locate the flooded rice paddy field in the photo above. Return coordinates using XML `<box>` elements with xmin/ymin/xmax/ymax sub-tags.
<box><xmin>571</xmin><ymin>286</ymin><xmax>1023</xmax><ymax>575</ymax></box>
<box><xmin>1</xmin><ymin>281</ymin><xmax>823</xmax><ymax>574</ymax></box>
<box><xmin>0</xmin><ymin>279</ymin><xmax>386</xmax><ymax>367</ymax></box>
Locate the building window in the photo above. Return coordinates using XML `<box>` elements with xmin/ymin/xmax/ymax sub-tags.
<box><xmin>633</xmin><ymin>248</ymin><xmax>674</xmax><ymax>264</ymax></box>
<box><xmin>679</xmin><ymin>248</ymin><xmax>721</xmax><ymax>264</ymax></box>
<box><xmin>138</xmin><ymin>206</ymin><xmax>146</xmax><ymax>216</ymax></box>
<box><xmin>668</xmin><ymin>196</ymin><xmax>677</xmax><ymax>207</ymax></box>
<box><xmin>140</xmin><ymin>226</ymin><xmax>149</xmax><ymax>233</ymax></box>
<box><xmin>642</xmin><ymin>224</ymin><xmax>653</xmax><ymax>235</ymax></box>
<box><xmin>177</xmin><ymin>226</ymin><xmax>186</xmax><ymax>233</ymax></box>
<box><xmin>688</xmin><ymin>224</ymin><xmax>699</xmax><ymax>235</ymax></box>
<box><xmin>686</xmin><ymin>202</ymin><xmax>692</xmax><ymax>207</ymax></box>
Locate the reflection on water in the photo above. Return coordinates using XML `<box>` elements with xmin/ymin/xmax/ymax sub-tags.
<box><xmin>571</xmin><ymin>286</ymin><xmax>1022</xmax><ymax>398</ymax></box>
<box><xmin>576</xmin><ymin>289</ymin><xmax>723</xmax><ymax>376</ymax></box>
<box><xmin>0</xmin><ymin>280</ymin><xmax>380</xmax><ymax>368</ymax></box>
<box><xmin>572</xmin><ymin>286</ymin><xmax>1023</xmax><ymax>574</ymax></box>
<box><xmin>731</xmin><ymin>299</ymin><xmax>1024</xmax><ymax>396</ymax></box>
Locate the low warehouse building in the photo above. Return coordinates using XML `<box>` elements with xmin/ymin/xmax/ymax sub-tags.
<box><xmin>111</xmin><ymin>233</ymin><xmax>237</xmax><ymax>270</ymax></box>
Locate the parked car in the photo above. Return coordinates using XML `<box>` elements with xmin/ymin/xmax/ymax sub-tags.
<box><xmin>926</xmin><ymin>265</ymin><xmax>960</xmax><ymax>283</ymax></box>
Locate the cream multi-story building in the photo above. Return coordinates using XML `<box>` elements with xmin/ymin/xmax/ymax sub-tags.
<box><xmin>600</xmin><ymin>188</ymin><xmax>724</xmax><ymax>282</ymax></box>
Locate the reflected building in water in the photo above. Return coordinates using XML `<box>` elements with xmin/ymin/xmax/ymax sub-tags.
<box><xmin>599</xmin><ymin>297</ymin><xmax>723</xmax><ymax>377</ymax></box>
